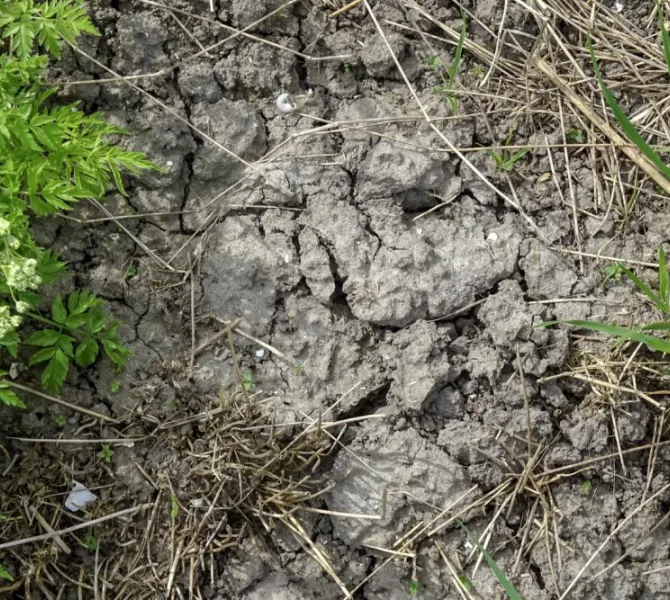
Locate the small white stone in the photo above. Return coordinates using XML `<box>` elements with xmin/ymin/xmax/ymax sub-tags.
<box><xmin>255</xmin><ymin>349</ymin><xmax>265</xmax><ymax>358</ymax></box>
<box><xmin>65</xmin><ymin>481</ymin><xmax>97</xmax><ymax>512</ymax></box>
<box><xmin>486</xmin><ymin>232</ymin><xmax>498</xmax><ymax>243</ymax></box>
<box><xmin>166</xmin><ymin>160</ymin><xmax>174</xmax><ymax>167</ymax></box>
<box><xmin>613</xmin><ymin>0</ymin><xmax>624</xmax><ymax>12</ymax></box>
<box><xmin>276</xmin><ymin>93</ymin><xmax>296</xmax><ymax>114</ymax></box>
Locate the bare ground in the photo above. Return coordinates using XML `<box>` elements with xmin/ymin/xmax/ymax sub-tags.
<box><xmin>3</xmin><ymin>0</ymin><xmax>670</xmax><ymax>598</ymax></box>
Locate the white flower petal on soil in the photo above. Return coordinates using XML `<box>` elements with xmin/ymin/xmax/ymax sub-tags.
<box><xmin>64</xmin><ymin>481</ymin><xmax>97</xmax><ymax>512</ymax></box>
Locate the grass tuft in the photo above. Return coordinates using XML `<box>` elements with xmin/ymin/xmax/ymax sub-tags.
<box><xmin>587</xmin><ymin>36</ymin><xmax>670</xmax><ymax>181</ymax></box>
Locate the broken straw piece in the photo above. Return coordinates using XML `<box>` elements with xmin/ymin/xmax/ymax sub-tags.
<box><xmin>64</xmin><ymin>481</ymin><xmax>97</xmax><ymax>512</ymax></box>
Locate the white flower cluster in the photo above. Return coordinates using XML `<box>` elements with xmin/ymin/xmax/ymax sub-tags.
<box><xmin>0</xmin><ymin>305</ymin><xmax>22</xmax><ymax>339</ymax></box>
<box><xmin>4</xmin><ymin>258</ymin><xmax>41</xmax><ymax>291</ymax></box>
<box><xmin>0</xmin><ymin>217</ymin><xmax>19</xmax><ymax>249</ymax></box>
<box><xmin>15</xmin><ymin>301</ymin><xmax>30</xmax><ymax>314</ymax></box>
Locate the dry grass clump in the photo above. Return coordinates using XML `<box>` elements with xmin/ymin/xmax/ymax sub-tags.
<box><xmin>0</xmin><ymin>373</ymin><xmax>354</xmax><ymax>598</ymax></box>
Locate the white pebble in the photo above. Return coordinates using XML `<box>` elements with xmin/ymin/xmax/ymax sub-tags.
<box><xmin>276</xmin><ymin>93</ymin><xmax>296</xmax><ymax>114</ymax></box>
<box><xmin>255</xmin><ymin>349</ymin><xmax>265</xmax><ymax>358</ymax></box>
<box><xmin>64</xmin><ymin>481</ymin><xmax>97</xmax><ymax>512</ymax></box>
<box><xmin>486</xmin><ymin>232</ymin><xmax>498</xmax><ymax>243</ymax></box>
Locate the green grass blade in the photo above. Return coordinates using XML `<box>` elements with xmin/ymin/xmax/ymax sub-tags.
<box><xmin>642</xmin><ymin>321</ymin><xmax>670</xmax><ymax>331</ymax></box>
<box><xmin>659</xmin><ymin>247</ymin><xmax>669</xmax><ymax>310</ymax></box>
<box><xmin>620</xmin><ymin>265</ymin><xmax>665</xmax><ymax>312</ymax></box>
<box><xmin>448</xmin><ymin>10</ymin><xmax>467</xmax><ymax>84</ymax></box>
<box><xmin>659</xmin><ymin>1</ymin><xmax>670</xmax><ymax>77</ymax></box>
<box><xmin>459</xmin><ymin>524</ymin><xmax>523</xmax><ymax>600</ymax></box>
<box><xmin>552</xmin><ymin>320</ymin><xmax>670</xmax><ymax>353</ymax></box>
<box><xmin>587</xmin><ymin>36</ymin><xmax>670</xmax><ymax>180</ymax></box>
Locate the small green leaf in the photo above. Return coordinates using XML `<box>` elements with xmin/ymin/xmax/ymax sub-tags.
<box><xmin>242</xmin><ymin>371</ymin><xmax>256</xmax><ymax>392</ymax></box>
<box><xmin>458</xmin><ymin>574</ymin><xmax>473</xmax><ymax>592</ymax></box>
<box><xmin>56</xmin><ymin>414</ymin><xmax>66</xmax><ymax>427</ymax></box>
<box><xmin>448</xmin><ymin>10</ymin><xmax>467</xmax><ymax>85</ymax></box>
<box><xmin>0</xmin><ymin>332</ymin><xmax>20</xmax><ymax>358</ymax></box>
<box><xmin>67</xmin><ymin>290</ymin><xmax>81</xmax><ymax>313</ymax></box>
<box><xmin>0</xmin><ymin>563</ymin><xmax>13</xmax><ymax>582</ymax></box>
<box><xmin>69</xmin><ymin>290</ymin><xmax>99</xmax><ymax>315</ymax></box>
<box><xmin>75</xmin><ymin>337</ymin><xmax>99</xmax><ymax>367</ymax></box>
<box><xmin>659</xmin><ymin>247</ymin><xmax>669</xmax><ymax>309</ymax></box>
<box><xmin>102</xmin><ymin>339</ymin><xmax>132</xmax><ymax>369</ymax></box>
<box><xmin>41</xmin><ymin>348</ymin><xmax>70</xmax><ymax>392</ymax></box>
<box><xmin>51</xmin><ymin>294</ymin><xmax>67</xmax><ymax>324</ymax></box>
<box><xmin>170</xmin><ymin>494</ymin><xmax>180</xmax><ymax>519</ymax></box>
<box><xmin>86</xmin><ymin>307</ymin><xmax>106</xmax><ymax>334</ymax></box>
<box><xmin>58</xmin><ymin>334</ymin><xmax>75</xmax><ymax>358</ymax></box>
<box><xmin>26</xmin><ymin>329</ymin><xmax>60</xmax><ymax>347</ymax></box>
<box><xmin>84</xmin><ymin>535</ymin><xmax>98</xmax><ymax>551</ymax></box>
<box><xmin>0</xmin><ymin>388</ymin><xmax>25</xmax><ymax>409</ymax></box>
<box><xmin>97</xmin><ymin>444</ymin><xmax>114</xmax><ymax>463</ymax></box>
<box><xmin>567</xmin><ymin>128</ymin><xmax>585</xmax><ymax>144</ymax></box>
<box><xmin>29</xmin><ymin>347</ymin><xmax>56</xmax><ymax>365</ymax></box>
<box><xmin>64</xmin><ymin>313</ymin><xmax>87</xmax><ymax>329</ymax></box>
<box><xmin>37</xmin><ymin>251</ymin><xmax>67</xmax><ymax>284</ymax></box>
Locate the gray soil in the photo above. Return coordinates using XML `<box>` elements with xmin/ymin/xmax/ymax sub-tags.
<box><xmin>3</xmin><ymin>0</ymin><xmax>670</xmax><ymax>599</ymax></box>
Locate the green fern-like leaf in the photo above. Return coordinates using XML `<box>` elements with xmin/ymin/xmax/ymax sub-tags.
<box><xmin>0</xmin><ymin>0</ymin><xmax>99</xmax><ymax>59</ymax></box>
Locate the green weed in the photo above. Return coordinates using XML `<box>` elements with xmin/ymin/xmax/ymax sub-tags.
<box><xmin>97</xmin><ymin>444</ymin><xmax>114</xmax><ymax>463</ymax></box>
<box><xmin>408</xmin><ymin>577</ymin><xmax>420</xmax><ymax>596</ymax></box>
<box><xmin>580</xmin><ymin>480</ymin><xmax>592</xmax><ymax>494</ymax></box>
<box><xmin>0</xmin><ymin>563</ymin><xmax>13</xmax><ymax>582</ymax></box>
<box><xmin>0</xmin><ymin>0</ymin><xmax>155</xmax><ymax>406</ymax></box>
<box><xmin>490</xmin><ymin>125</ymin><xmax>531</xmax><ymax>172</ymax></box>
<box><xmin>25</xmin><ymin>292</ymin><xmax>131</xmax><ymax>393</ymax></box>
<box><xmin>588</xmin><ymin>36</ymin><xmax>670</xmax><ymax>181</ymax></box>
<box><xmin>542</xmin><ymin>247</ymin><xmax>670</xmax><ymax>353</ymax></box>
<box><xmin>170</xmin><ymin>494</ymin><xmax>179</xmax><ymax>519</ymax></box>
<box><xmin>0</xmin><ymin>520</ymin><xmax>9</xmax><ymax>580</ymax></box>
<box><xmin>431</xmin><ymin>10</ymin><xmax>467</xmax><ymax>114</ymax></box>
<box><xmin>84</xmin><ymin>535</ymin><xmax>98</xmax><ymax>551</ymax></box>
<box><xmin>458</xmin><ymin>573</ymin><xmax>473</xmax><ymax>591</ymax></box>
<box><xmin>567</xmin><ymin>128</ymin><xmax>585</xmax><ymax>144</ymax></box>
<box><xmin>55</xmin><ymin>414</ymin><xmax>66</xmax><ymax>428</ymax></box>
<box><xmin>110</xmin><ymin>379</ymin><xmax>121</xmax><ymax>394</ymax></box>
<box><xmin>658</xmin><ymin>0</ymin><xmax>670</xmax><ymax>77</ymax></box>
<box><xmin>459</xmin><ymin>522</ymin><xmax>523</xmax><ymax>600</ymax></box>
<box><xmin>242</xmin><ymin>371</ymin><xmax>256</xmax><ymax>392</ymax></box>
<box><xmin>602</xmin><ymin>263</ymin><xmax>625</xmax><ymax>285</ymax></box>
<box><xmin>123</xmin><ymin>265</ymin><xmax>137</xmax><ymax>280</ymax></box>
<box><xmin>293</xmin><ymin>362</ymin><xmax>305</xmax><ymax>375</ymax></box>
